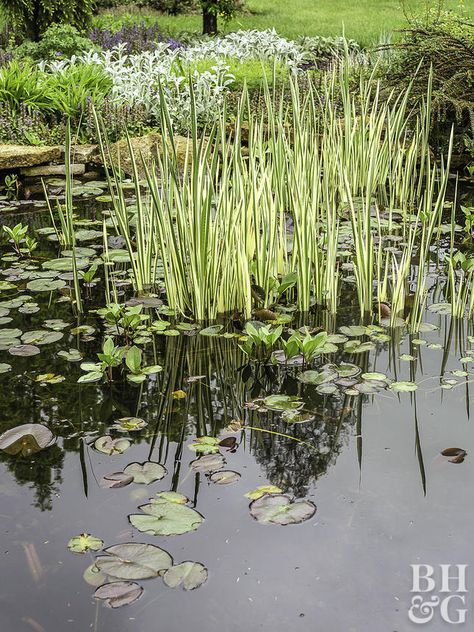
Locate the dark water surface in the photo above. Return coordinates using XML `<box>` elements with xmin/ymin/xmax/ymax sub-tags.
<box><xmin>1</xmin><ymin>203</ymin><xmax>474</xmax><ymax>632</ymax></box>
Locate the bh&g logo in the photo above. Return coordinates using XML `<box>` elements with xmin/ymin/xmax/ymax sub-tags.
<box><xmin>409</xmin><ymin>565</ymin><xmax>468</xmax><ymax>625</ymax></box>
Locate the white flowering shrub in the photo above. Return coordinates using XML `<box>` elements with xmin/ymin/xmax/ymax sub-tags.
<box><xmin>38</xmin><ymin>30</ymin><xmax>312</xmax><ymax>132</ymax></box>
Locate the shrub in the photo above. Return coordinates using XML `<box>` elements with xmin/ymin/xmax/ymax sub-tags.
<box><xmin>89</xmin><ymin>23</ymin><xmax>168</xmax><ymax>53</ymax></box>
<box><xmin>0</xmin><ymin>61</ymin><xmax>54</xmax><ymax>112</ymax></box>
<box><xmin>2</xmin><ymin>0</ymin><xmax>95</xmax><ymax>41</ymax></box>
<box><xmin>15</xmin><ymin>25</ymin><xmax>97</xmax><ymax>61</ymax></box>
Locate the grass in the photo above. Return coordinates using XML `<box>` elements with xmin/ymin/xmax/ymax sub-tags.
<box><xmin>97</xmin><ymin>0</ymin><xmax>474</xmax><ymax>46</ymax></box>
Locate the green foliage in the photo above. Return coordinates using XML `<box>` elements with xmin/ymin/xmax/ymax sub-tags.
<box><xmin>0</xmin><ymin>60</ymin><xmax>112</xmax><ymax>117</ymax></box>
<box><xmin>180</xmin><ymin>57</ymin><xmax>289</xmax><ymax>92</ymax></box>
<box><xmin>14</xmin><ymin>24</ymin><xmax>97</xmax><ymax>60</ymax></box>
<box><xmin>2</xmin><ymin>0</ymin><xmax>95</xmax><ymax>41</ymax></box>
<box><xmin>382</xmin><ymin>1</ymin><xmax>474</xmax><ymax>151</ymax></box>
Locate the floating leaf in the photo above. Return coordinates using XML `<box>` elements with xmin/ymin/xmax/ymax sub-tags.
<box><xmin>390</xmin><ymin>381</ymin><xmax>417</xmax><ymax>392</ymax></box>
<box><xmin>209</xmin><ymin>470</ymin><xmax>241</xmax><ymax>485</ymax></box>
<box><xmin>0</xmin><ymin>423</ymin><xmax>54</xmax><ymax>456</ymax></box>
<box><xmin>100</xmin><ymin>472</ymin><xmax>134</xmax><ymax>489</ymax></box>
<box><xmin>129</xmin><ymin>498</ymin><xmax>204</xmax><ymax>536</ymax></box>
<box><xmin>199</xmin><ymin>325</ymin><xmax>223</xmax><ymax>336</ymax></box>
<box><xmin>172</xmin><ymin>390</ymin><xmax>187</xmax><ymax>399</ymax></box>
<box><xmin>281</xmin><ymin>410</ymin><xmax>315</xmax><ymax>424</ymax></box>
<box><xmin>441</xmin><ymin>448</ymin><xmax>466</xmax><ymax>457</ymax></box>
<box><xmin>42</xmin><ymin>258</ymin><xmax>89</xmax><ymax>272</ymax></box>
<box><xmin>249</xmin><ymin>494</ymin><xmax>316</xmax><ymax>525</ymax></box>
<box><xmin>163</xmin><ymin>562</ymin><xmax>208</xmax><ymax>591</ymax></box>
<box><xmin>156</xmin><ymin>491</ymin><xmax>188</xmax><ymax>504</ymax></box>
<box><xmin>58</xmin><ymin>348</ymin><xmax>82</xmax><ymax>362</ymax></box>
<box><xmin>361</xmin><ymin>372</ymin><xmax>388</xmax><ymax>382</ymax></box>
<box><xmin>68</xmin><ymin>533</ymin><xmax>103</xmax><ymax>554</ymax></box>
<box><xmin>111</xmin><ymin>417</ymin><xmax>147</xmax><ymax>433</ymax></box>
<box><xmin>400</xmin><ymin>354</ymin><xmax>416</xmax><ymax>361</ymax></box>
<box><xmin>339</xmin><ymin>325</ymin><xmax>367</xmax><ymax>336</ymax></box>
<box><xmin>298</xmin><ymin>368</ymin><xmax>337</xmax><ymax>385</ymax></box>
<box><xmin>8</xmin><ymin>344</ymin><xmax>40</xmax><ymax>357</ymax></box>
<box><xmin>218</xmin><ymin>436</ymin><xmax>237</xmax><ymax>450</ymax></box>
<box><xmin>94</xmin><ymin>581</ymin><xmax>143</xmax><ymax>608</ymax></box>
<box><xmin>245</xmin><ymin>485</ymin><xmax>283</xmax><ymax>500</ymax></box>
<box><xmin>21</xmin><ymin>330</ymin><xmax>63</xmax><ymax>346</ymax></box>
<box><xmin>83</xmin><ymin>563</ymin><xmax>108</xmax><ymax>587</ymax></box>
<box><xmin>95</xmin><ymin>543</ymin><xmax>172</xmax><ymax>579</ymax></box>
<box><xmin>123</xmin><ymin>462</ymin><xmax>167</xmax><ymax>485</ymax></box>
<box><xmin>262</xmin><ymin>395</ymin><xmax>303</xmax><ymax>411</ymax></box>
<box><xmin>26</xmin><ymin>279</ymin><xmax>66</xmax><ymax>292</ymax></box>
<box><xmin>190</xmin><ymin>453</ymin><xmax>226</xmax><ymax>473</ymax></box>
<box><xmin>0</xmin><ymin>363</ymin><xmax>12</xmax><ymax>373</ymax></box>
<box><xmin>428</xmin><ymin>302</ymin><xmax>451</xmax><ymax>315</ymax></box>
<box><xmin>35</xmin><ymin>373</ymin><xmax>65</xmax><ymax>384</ymax></box>
<box><xmin>188</xmin><ymin>436</ymin><xmax>220</xmax><ymax>454</ymax></box>
<box><xmin>94</xmin><ymin>436</ymin><xmax>131</xmax><ymax>455</ymax></box>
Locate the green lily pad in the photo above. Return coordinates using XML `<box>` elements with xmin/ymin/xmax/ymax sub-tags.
<box><xmin>44</xmin><ymin>319</ymin><xmax>70</xmax><ymax>331</ymax></box>
<box><xmin>339</xmin><ymin>325</ymin><xmax>368</xmax><ymax>336</ymax></box>
<box><xmin>0</xmin><ymin>281</ymin><xmax>16</xmax><ymax>291</ymax></box>
<box><xmin>298</xmin><ymin>368</ymin><xmax>337</xmax><ymax>385</ymax></box>
<box><xmin>249</xmin><ymin>493</ymin><xmax>316</xmax><ymax>525</ymax></box>
<box><xmin>199</xmin><ymin>325</ymin><xmax>223</xmax><ymax>336</ymax></box>
<box><xmin>123</xmin><ymin>462</ymin><xmax>167</xmax><ymax>485</ymax></box>
<box><xmin>428</xmin><ymin>302</ymin><xmax>451</xmax><ymax>315</ymax></box>
<box><xmin>245</xmin><ymin>485</ymin><xmax>283</xmax><ymax>500</ymax></box>
<box><xmin>190</xmin><ymin>453</ymin><xmax>225</xmax><ymax>473</ymax></box>
<box><xmin>0</xmin><ymin>363</ymin><xmax>12</xmax><ymax>373</ymax></box>
<box><xmin>42</xmin><ymin>258</ymin><xmax>89</xmax><ymax>272</ymax></box>
<box><xmin>83</xmin><ymin>563</ymin><xmax>108</xmax><ymax>587</ymax></box>
<box><xmin>94</xmin><ymin>436</ymin><xmax>131</xmax><ymax>455</ymax></box>
<box><xmin>100</xmin><ymin>471</ymin><xmax>134</xmax><ymax>489</ymax></box>
<box><xmin>26</xmin><ymin>279</ymin><xmax>67</xmax><ymax>292</ymax></box>
<box><xmin>58</xmin><ymin>348</ymin><xmax>83</xmax><ymax>362</ymax></box>
<box><xmin>361</xmin><ymin>372</ymin><xmax>388</xmax><ymax>382</ymax></box>
<box><xmin>94</xmin><ymin>581</ymin><xmax>143</xmax><ymax>608</ymax></box>
<box><xmin>21</xmin><ymin>330</ymin><xmax>63</xmax><ymax>345</ymax></box>
<box><xmin>209</xmin><ymin>470</ymin><xmax>241</xmax><ymax>485</ymax></box>
<box><xmin>129</xmin><ymin>497</ymin><xmax>204</xmax><ymax>536</ymax></box>
<box><xmin>0</xmin><ymin>423</ymin><xmax>54</xmax><ymax>456</ymax></box>
<box><xmin>68</xmin><ymin>533</ymin><xmax>104</xmax><ymax>554</ymax></box>
<box><xmin>163</xmin><ymin>562</ymin><xmax>208</xmax><ymax>590</ymax></box>
<box><xmin>188</xmin><ymin>436</ymin><xmax>220</xmax><ymax>454</ymax></box>
<box><xmin>390</xmin><ymin>381</ymin><xmax>418</xmax><ymax>392</ymax></box>
<box><xmin>111</xmin><ymin>417</ymin><xmax>148</xmax><ymax>432</ymax></box>
<box><xmin>8</xmin><ymin>344</ymin><xmax>40</xmax><ymax>356</ymax></box>
<box><xmin>95</xmin><ymin>543</ymin><xmax>172</xmax><ymax>580</ymax></box>
<box><xmin>262</xmin><ymin>395</ymin><xmax>303</xmax><ymax>411</ymax></box>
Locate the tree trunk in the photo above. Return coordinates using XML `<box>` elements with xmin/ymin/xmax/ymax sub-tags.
<box><xmin>202</xmin><ymin>6</ymin><xmax>217</xmax><ymax>35</ymax></box>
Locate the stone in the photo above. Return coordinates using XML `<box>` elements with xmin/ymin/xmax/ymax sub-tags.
<box><xmin>92</xmin><ymin>133</ymin><xmax>192</xmax><ymax>176</ymax></box>
<box><xmin>20</xmin><ymin>164</ymin><xmax>86</xmax><ymax>177</ymax></box>
<box><xmin>70</xmin><ymin>144</ymin><xmax>99</xmax><ymax>164</ymax></box>
<box><xmin>0</xmin><ymin>145</ymin><xmax>62</xmax><ymax>170</ymax></box>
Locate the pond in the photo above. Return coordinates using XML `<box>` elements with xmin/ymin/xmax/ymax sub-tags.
<box><xmin>1</xmin><ymin>188</ymin><xmax>474</xmax><ymax>632</ymax></box>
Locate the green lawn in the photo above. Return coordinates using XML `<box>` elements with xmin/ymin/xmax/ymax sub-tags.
<box><xmin>151</xmin><ymin>0</ymin><xmax>474</xmax><ymax>45</ymax></box>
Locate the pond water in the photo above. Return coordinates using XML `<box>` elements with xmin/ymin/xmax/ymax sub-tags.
<box><xmin>1</xmin><ymin>193</ymin><xmax>474</xmax><ymax>632</ymax></box>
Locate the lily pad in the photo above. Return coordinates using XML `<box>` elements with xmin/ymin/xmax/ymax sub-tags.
<box><xmin>390</xmin><ymin>381</ymin><xmax>418</xmax><ymax>392</ymax></box>
<box><xmin>21</xmin><ymin>330</ymin><xmax>63</xmax><ymax>346</ymax></box>
<box><xmin>188</xmin><ymin>436</ymin><xmax>220</xmax><ymax>454</ymax></box>
<box><xmin>245</xmin><ymin>485</ymin><xmax>283</xmax><ymax>500</ymax></box>
<box><xmin>298</xmin><ymin>368</ymin><xmax>337</xmax><ymax>385</ymax></box>
<box><xmin>100</xmin><ymin>472</ymin><xmax>134</xmax><ymax>489</ymax></box>
<box><xmin>8</xmin><ymin>344</ymin><xmax>40</xmax><ymax>357</ymax></box>
<box><xmin>58</xmin><ymin>348</ymin><xmax>83</xmax><ymax>362</ymax></box>
<box><xmin>262</xmin><ymin>395</ymin><xmax>303</xmax><ymax>411</ymax></box>
<box><xmin>95</xmin><ymin>543</ymin><xmax>172</xmax><ymax>580</ymax></box>
<box><xmin>94</xmin><ymin>581</ymin><xmax>143</xmax><ymax>608</ymax></box>
<box><xmin>199</xmin><ymin>325</ymin><xmax>223</xmax><ymax>336</ymax></box>
<box><xmin>190</xmin><ymin>453</ymin><xmax>226</xmax><ymax>473</ymax></box>
<box><xmin>209</xmin><ymin>470</ymin><xmax>241</xmax><ymax>485</ymax></box>
<box><xmin>361</xmin><ymin>372</ymin><xmax>388</xmax><ymax>382</ymax></box>
<box><xmin>163</xmin><ymin>562</ymin><xmax>208</xmax><ymax>591</ymax></box>
<box><xmin>68</xmin><ymin>533</ymin><xmax>104</xmax><ymax>554</ymax></box>
<box><xmin>94</xmin><ymin>436</ymin><xmax>131</xmax><ymax>455</ymax></box>
<box><xmin>42</xmin><ymin>258</ymin><xmax>89</xmax><ymax>272</ymax></box>
<box><xmin>0</xmin><ymin>423</ymin><xmax>54</xmax><ymax>456</ymax></box>
<box><xmin>129</xmin><ymin>498</ymin><xmax>204</xmax><ymax>536</ymax></box>
<box><xmin>249</xmin><ymin>493</ymin><xmax>316</xmax><ymax>525</ymax></box>
<box><xmin>0</xmin><ymin>363</ymin><xmax>12</xmax><ymax>373</ymax></box>
<box><xmin>26</xmin><ymin>279</ymin><xmax>67</xmax><ymax>292</ymax></box>
<box><xmin>111</xmin><ymin>417</ymin><xmax>147</xmax><ymax>433</ymax></box>
<box><xmin>123</xmin><ymin>462</ymin><xmax>167</xmax><ymax>485</ymax></box>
